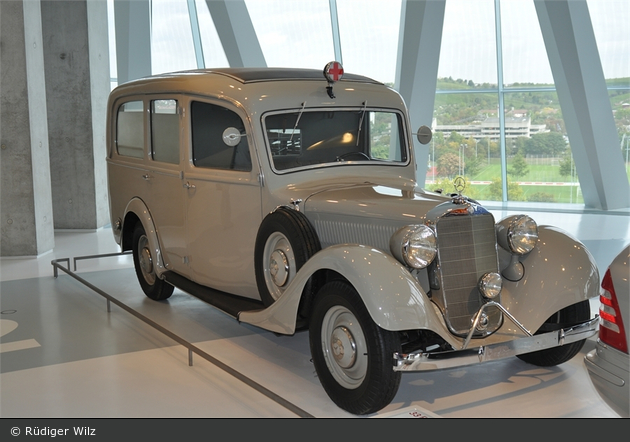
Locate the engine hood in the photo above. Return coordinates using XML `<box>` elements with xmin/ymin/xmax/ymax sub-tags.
<box><xmin>302</xmin><ymin>183</ymin><xmax>452</xmax><ymax>250</ymax></box>
<box><xmin>304</xmin><ymin>183</ymin><xmax>450</xmax><ymax>221</ymax></box>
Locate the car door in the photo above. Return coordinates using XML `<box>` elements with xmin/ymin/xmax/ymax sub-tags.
<box><xmin>183</xmin><ymin>99</ymin><xmax>263</xmax><ymax>299</ymax></box>
<box><xmin>145</xmin><ymin>97</ymin><xmax>190</xmax><ymax>277</ymax></box>
<box><xmin>110</xmin><ymin>98</ymin><xmax>151</xmax><ymax>241</ymax></box>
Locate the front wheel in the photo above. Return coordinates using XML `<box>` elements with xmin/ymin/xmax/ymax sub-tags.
<box><xmin>517</xmin><ymin>300</ymin><xmax>590</xmax><ymax>366</ymax></box>
<box><xmin>132</xmin><ymin>222</ymin><xmax>174</xmax><ymax>301</ymax></box>
<box><xmin>309</xmin><ymin>281</ymin><xmax>401</xmax><ymax>415</ymax></box>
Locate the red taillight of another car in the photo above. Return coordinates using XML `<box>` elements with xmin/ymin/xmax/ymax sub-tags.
<box><xmin>598</xmin><ymin>269</ymin><xmax>628</xmax><ymax>354</ymax></box>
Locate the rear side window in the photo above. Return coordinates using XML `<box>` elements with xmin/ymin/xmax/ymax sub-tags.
<box><xmin>190</xmin><ymin>101</ymin><xmax>251</xmax><ymax>171</ymax></box>
<box><xmin>116</xmin><ymin>101</ymin><xmax>144</xmax><ymax>158</ymax></box>
<box><xmin>151</xmin><ymin>99</ymin><xmax>179</xmax><ymax>164</ymax></box>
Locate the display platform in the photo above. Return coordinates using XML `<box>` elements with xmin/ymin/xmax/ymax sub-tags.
<box><xmin>0</xmin><ymin>244</ymin><xmax>619</xmax><ymax>418</ymax></box>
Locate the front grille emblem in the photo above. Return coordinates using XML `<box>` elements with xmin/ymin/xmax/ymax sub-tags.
<box><xmin>453</xmin><ymin>176</ymin><xmax>466</xmax><ymax>194</ymax></box>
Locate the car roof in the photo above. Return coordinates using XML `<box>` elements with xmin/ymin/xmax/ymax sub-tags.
<box><xmin>154</xmin><ymin>67</ymin><xmax>382</xmax><ymax>85</ymax></box>
<box><xmin>108</xmin><ymin>67</ymin><xmax>405</xmax><ymax>121</ymax></box>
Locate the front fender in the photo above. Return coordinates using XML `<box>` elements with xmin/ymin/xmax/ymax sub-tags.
<box><xmin>238</xmin><ymin>244</ymin><xmax>449</xmax><ymax>336</ymax></box>
<box><xmin>498</xmin><ymin>225</ymin><xmax>599</xmax><ymax>334</ymax></box>
<box><xmin>123</xmin><ymin>198</ymin><xmax>167</xmax><ymax>278</ymax></box>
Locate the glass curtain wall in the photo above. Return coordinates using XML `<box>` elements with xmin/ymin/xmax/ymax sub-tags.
<box><xmin>432</xmin><ymin>0</ymin><xmax>629</xmax><ymax>203</ymax></box>
<box><xmin>589</xmin><ymin>0</ymin><xmax>630</xmax><ymax>186</ymax></box>
<box><xmin>151</xmin><ymin>0</ymin><xmax>198</xmax><ymax>74</ymax></box>
<box><xmin>245</xmin><ymin>0</ymin><xmax>335</xmax><ymax>69</ymax></box>
<box><xmin>108</xmin><ymin>0</ymin><xmax>629</xmax><ymax>201</ymax></box>
<box><xmin>336</xmin><ymin>0</ymin><xmax>401</xmax><ymax>84</ymax></box>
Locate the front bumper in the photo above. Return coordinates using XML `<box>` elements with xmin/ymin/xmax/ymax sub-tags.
<box><xmin>394</xmin><ymin>316</ymin><xmax>598</xmax><ymax>372</ymax></box>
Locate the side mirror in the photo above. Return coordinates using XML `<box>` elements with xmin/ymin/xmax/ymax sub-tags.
<box><xmin>222</xmin><ymin>127</ymin><xmax>243</xmax><ymax>146</ymax></box>
<box><xmin>415</xmin><ymin>125</ymin><xmax>432</xmax><ymax>145</ymax></box>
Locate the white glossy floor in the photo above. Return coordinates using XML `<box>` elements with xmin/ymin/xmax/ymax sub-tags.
<box><xmin>1</xmin><ymin>207</ymin><xmax>628</xmax><ymax>418</ymax></box>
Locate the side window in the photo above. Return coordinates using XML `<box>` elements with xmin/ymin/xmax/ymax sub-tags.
<box><xmin>151</xmin><ymin>99</ymin><xmax>179</xmax><ymax>164</ymax></box>
<box><xmin>190</xmin><ymin>101</ymin><xmax>251</xmax><ymax>171</ymax></box>
<box><xmin>116</xmin><ymin>101</ymin><xmax>144</xmax><ymax>158</ymax></box>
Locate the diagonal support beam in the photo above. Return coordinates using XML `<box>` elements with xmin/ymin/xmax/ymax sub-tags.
<box><xmin>395</xmin><ymin>0</ymin><xmax>446</xmax><ymax>188</ymax></box>
<box><xmin>113</xmin><ymin>0</ymin><xmax>151</xmax><ymax>84</ymax></box>
<box><xmin>205</xmin><ymin>0</ymin><xmax>266</xmax><ymax>68</ymax></box>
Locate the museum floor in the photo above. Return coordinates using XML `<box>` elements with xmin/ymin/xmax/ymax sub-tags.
<box><xmin>1</xmin><ymin>207</ymin><xmax>628</xmax><ymax>418</ymax></box>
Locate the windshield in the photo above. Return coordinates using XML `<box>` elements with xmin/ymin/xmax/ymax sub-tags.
<box><xmin>263</xmin><ymin>109</ymin><xmax>408</xmax><ymax>172</ymax></box>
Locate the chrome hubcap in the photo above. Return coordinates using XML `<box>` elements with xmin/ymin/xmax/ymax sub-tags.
<box><xmin>320</xmin><ymin>305</ymin><xmax>368</xmax><ymax>389</ymax></box>
<box><xmin>331</xmin><ymin>326</ymin><xmax>357</xmax><ymax>369</ymax></box>
<box><xmin>269</xmin><ymin>249</ymin><xmax>289</xmax><ymax>287</ymax></box>
<box><xmin>137</xmin><ymin>235</ymin><xmax>156</xmax><ymax>285</ymax></box>
<box><xmin>263</xmin><ymin>232</ymin><xmax>296</xmax><ymax>301</ymax></box>
<box><xmin>140</xmin><ymin>247</ymin><xmax>153</xmax><ymax>274</ymax></box>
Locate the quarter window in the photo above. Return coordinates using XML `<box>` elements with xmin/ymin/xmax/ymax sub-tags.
<box><xmin>116</xmin><ymin>101</ymin><xmax>144</xmax><ymax>158</ymax></box>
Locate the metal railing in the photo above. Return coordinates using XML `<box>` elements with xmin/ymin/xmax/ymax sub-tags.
<box><xmin>51</xmin><ymin>252</ymin><xmax>314</xmax><ymax>418</ymax></box>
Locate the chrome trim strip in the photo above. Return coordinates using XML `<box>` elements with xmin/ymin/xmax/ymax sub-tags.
<box><xmin>393</xmin><ymin>316</ymin><xmax>598</xmax><ymax>372</ymax></box>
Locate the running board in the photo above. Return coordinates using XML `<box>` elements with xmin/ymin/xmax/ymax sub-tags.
<box><xmin>163</xmin><ymin>271</ymin><xmax>265</xmax><ymax>318</ymax></box>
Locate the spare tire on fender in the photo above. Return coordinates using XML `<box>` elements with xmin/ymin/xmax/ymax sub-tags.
<box><xmin>254</xmin><ymin>207</ymin><xmax>322</xmax><ymax>312</ymax></box>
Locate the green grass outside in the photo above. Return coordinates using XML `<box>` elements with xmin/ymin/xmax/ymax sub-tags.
<box><xmin>432</xmin><ymin>158</ymin><xmax>576</xmax><ymax>183</ymax></box>
<box><xmin>470</xmin><ymin>162</ymin><xmax>568</xmax><ymax>182</ymax></box>
<box><xmin>427</xmin><ymin>157</ymin><xmax>630</xmax><ymax>204</ymax></box>
<box><xmin>468</xmin><ymin>183</ymin><xmax>584</xmax><ymax>204</ymax></box>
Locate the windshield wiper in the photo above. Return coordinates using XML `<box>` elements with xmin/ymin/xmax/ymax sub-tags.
<box><xmin>356</xmin><ymin>101</ymin><xmax>367</xmax><ymax>147</ymax></box>
<box><xmin>289</xmin><ymin>101</ymin><xmax>306</xmax><ymax>144</ymax></box>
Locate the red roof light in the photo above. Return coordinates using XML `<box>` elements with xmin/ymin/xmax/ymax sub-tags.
<box><xmin>324</xmin><ymin>61</ymin><xmax>344</xmax><ymax>83</ymax></box>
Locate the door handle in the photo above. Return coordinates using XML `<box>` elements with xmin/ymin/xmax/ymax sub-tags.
<box><xmin>142</xmin><ymin>174</ymin><xmax>151</xmax><ymax>181</ymax></box>
<box><xmin>183</xmin><ymin>181</ymin><xmax>196</xmax><ymax>189</ymax></box>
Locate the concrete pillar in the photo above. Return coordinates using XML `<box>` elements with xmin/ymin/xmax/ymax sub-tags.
<box><xmin>40</xmin><ymin>0</ymin><xmax>110</xmax><ymax>229</ymax></box>
<box><xmin>1</xmin><ymin>0</ymin><xmax>55</xmax><ymax>256</ymax></box>
<box><xmin>535</xmin><ymin>0</ymin><xmax>630</xmax><ymax>210</ymax></box>
<box><xmin>394</xmin><ymin>0</ymin><xmax>446</xmax><ymax>188</ymax></box>
<box><xmin>205</xmin><ymin>0</ymin><xmax>266</xmax><ymax>67</ymax></box>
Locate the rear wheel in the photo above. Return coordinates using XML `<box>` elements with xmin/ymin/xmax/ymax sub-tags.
<box><xmin>309</xmin><ymin>281</ymin><xmax>401</xmax><ymax>415</ymax></box>
<box><xmin>517</xmin><ymin>300</ymin><xmax>590</xmax><ymax>366</ymax></box>
<box><xmin>132</xmin><ymin>222</ymin><xmax>174</xmax><ymax>301</ymax></box>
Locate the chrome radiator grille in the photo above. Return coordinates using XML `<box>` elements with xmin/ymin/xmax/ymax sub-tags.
<box><xmin>435</xmin><ymin>213</ymin><xmax>500</xmax><ymax>335</ymax></box>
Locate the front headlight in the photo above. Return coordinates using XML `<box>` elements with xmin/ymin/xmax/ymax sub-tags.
<box><xmin>496</xmin><ymin>214</ymin><xmax>538</xmax><ymax>255</ymax></box>
<box><xmin>390</xmin><ymin>225</ymin><xmax>437</xmax><ymax>269</ymax></box>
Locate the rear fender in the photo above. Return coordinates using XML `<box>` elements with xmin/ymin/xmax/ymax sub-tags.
<box><xmin>123</xmin><ymin>198</ymin><xmax>167</xmax><ymax>278</ymax></box>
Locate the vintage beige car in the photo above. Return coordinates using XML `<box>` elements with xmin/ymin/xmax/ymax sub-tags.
<box><xmin>106</xmin><ymin>63</ymin><xmax>599</xmax><ymax>415</ymax></box>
